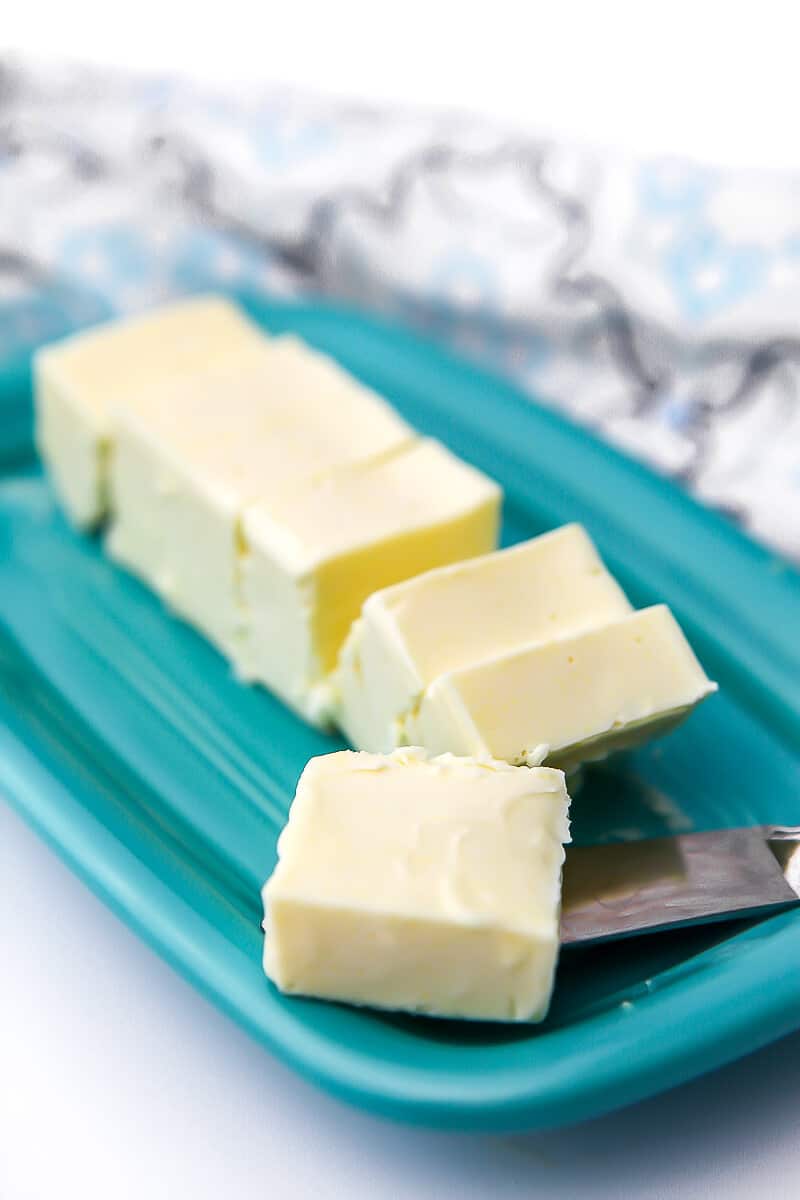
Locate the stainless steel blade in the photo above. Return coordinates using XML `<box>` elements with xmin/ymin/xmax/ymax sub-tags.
<box><xmin>560</xmin><ymin>825</ymin><xmax>800</xmax><ymax>947</ymax></box>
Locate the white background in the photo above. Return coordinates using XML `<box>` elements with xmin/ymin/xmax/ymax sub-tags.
<box><xmin>3</xmin><ymin>5</ymin><xmax>800</xmax><ymax>1197</ymax></box>
<box><xmin>5</xmin><ymin>1</ymin><xmax>800</xmax><ymax>169</ymax></box>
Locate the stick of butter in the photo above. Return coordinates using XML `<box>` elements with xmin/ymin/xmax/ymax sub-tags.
<box><xmin>34</xmin><ymin>296</ymin><xmax>267</xmax><ymax>527</ymax></box>
<box><xmin>334</xmin><ymin>524</ymin><xmax>632</xmax><ymax>752</ymax></box>
<box><xmin>238</xmin><ymin>440</ymin><xmax>501</xmax><ymax>722</ymax></box>
<box><xmin>262</xmin><ymin>749</ymin><xmax>571</xmax><ymax>1022</ymax></box>
<box><xmin>107</xmin><ymin>336</ymin><xmax>415</xmax><ymax>655</ymax></box>
<box><xmin>405</xmin><ymin>605</ymin><xmax>717</xmax><ymax>770</ymax></box>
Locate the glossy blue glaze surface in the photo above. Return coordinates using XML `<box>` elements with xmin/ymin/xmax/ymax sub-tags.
<box><xmin>1</xmin><ymin>296</ymin><xmax>798</xmax><ymax>1131</ymax></box>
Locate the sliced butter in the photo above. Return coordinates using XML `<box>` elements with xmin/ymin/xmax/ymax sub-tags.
<box><xmin>262</xmin><ymin>748</ymin><xmax>571</xmax><ymax>1023</ymax></box>
<box><xmin>34</xmin><ymin>295</ymin><xmax>267</xmax><ymax>527</ymax></box>
<box><xmin>334</xmin><ymin>524</ymin><xmax>632</xmax><ymax>752</ymax></box>
<box><xmin>238</xmin><ymin>440</ymin><xmax>501</xmax><ymax>721</ymax></box>
<box><xmin>107</xmin><ymin>338</ymin><xmax>414</xmax><ymax>653</ymax></box>
<box><xmin>405</xmin><ymin>605</ymin><xmax>717</xmax><ymax>770</ymax></box>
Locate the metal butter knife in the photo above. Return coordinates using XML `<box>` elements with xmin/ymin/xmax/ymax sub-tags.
<box><xmin>560</xmin><ymin>825</ymin><xmax>800</xmax><ymax>946</ymax></box>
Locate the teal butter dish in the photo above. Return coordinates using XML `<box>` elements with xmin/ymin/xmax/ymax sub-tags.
<box><xmin>0</xmin><ymin>296</ymin><xmax>799</xmax><ymax>1132</ymax></box>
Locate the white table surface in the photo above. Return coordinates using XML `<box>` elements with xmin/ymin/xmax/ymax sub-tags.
<box><xmin>3</xmin><ymin>802</ymin><xmax>800</xmax><ymax>1200</ymax></box>
<box><xmin>3</xmin><ymin>7</ymin><xmax>800</xmax><ymax>1196</ymax></box>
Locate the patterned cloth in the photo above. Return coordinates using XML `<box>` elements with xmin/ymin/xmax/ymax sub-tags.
<box><xmin>2</xmin><ymin>57</ymin><xmax>799</xmax><ymax>559</ymax></box>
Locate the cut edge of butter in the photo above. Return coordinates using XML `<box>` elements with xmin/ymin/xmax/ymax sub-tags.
<box><xmin>405</xmin><ymin>604</ymin><xmax>717</xmax><ymax>766</ymax></box>
<box><xmin>236</xmin><ymin>440</ymin><xmax>501</xmax><ymax>720</ymax></box>
<box><xmin>333</xmin><ymin>522</ymin><xmax>632</xmax><ymax>754</ymax></box>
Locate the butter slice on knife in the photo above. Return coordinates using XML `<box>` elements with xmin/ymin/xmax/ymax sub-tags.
<box><xmin>262</xmin><ymin>748</ymin><xmax>571</xmax><ymax>1022</ymax></box>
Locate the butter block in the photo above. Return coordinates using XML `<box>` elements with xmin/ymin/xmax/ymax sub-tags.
<box><xmin>238</xmin><ymin>439</ymin><xmax>501</xmax><ymax>721</ymax></box>
<box><xmin>34</xmin><ymin>295</ymin><xmax>267</xmax><ymax>527</ymax></box>
<box><xmin>107</xmin><ymin>339</ymin><xmax>414</xmax><ymax>653</ymax></box>
<box><xmin>262</xmin><ymin>749</ymin><xmax>571</xmax><ymax>1022</ymax></box>
<box><xmin>335</xmin><ymin>524</ymin><xmax>632</xmax><ymax>752</ymax></box>
<box><xmin>405</xmin><ymin>605</ymin><xmax>717</xmax><ymax>770</ymax></box>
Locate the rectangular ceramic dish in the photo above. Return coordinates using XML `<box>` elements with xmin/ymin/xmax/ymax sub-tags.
<box><xmin>1</xmin><ymin>296</ymin><xmax>799</xmax><ymax>1132</ymax></box>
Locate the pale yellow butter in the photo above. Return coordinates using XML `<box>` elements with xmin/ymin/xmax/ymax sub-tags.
<box><xmin>238</xmin><ymin>440</ymin><xmax>501</xmax><ymax>721</ymax></box>
<box><xmin>262</xmin><ymin>748</ymin><xmax>571</xmax><ymax>1022</ymax></box>
<box><xmin>99</xmin><ymin>320</ymin><xmax>499</xmax><ymax>721</ymax></box>
<box><xmin>334</xmin><ymin>524</ymin><xmax>632</xmax><ymax>752</ymax></box>
<box><xmin>406</xmin><ymin>605</ymin><xmax>717</xmax><ymax>770</ymax></box>
<box><xmin>107</xmin><ymin>337</ymin><xmax>414</xmax><ymax>654</ymax></box>
<box><xmin>34</xmin><ymin>295</ymin><xmax>266</xmax><ymax>527</ymax></box>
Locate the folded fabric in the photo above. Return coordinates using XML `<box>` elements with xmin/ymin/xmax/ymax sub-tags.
<box><xmin>1</xmin><ymin>55</ymin><xmax>798</xmax><ymax>559</ymax></box>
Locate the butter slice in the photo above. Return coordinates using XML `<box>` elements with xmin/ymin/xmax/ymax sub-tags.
<box><xmin>238</xmin><ymin>440</ymin><xmax>501</xmax><ymax>721</ymax></box>
<box><xmin>335</xmin><ymin>524</ymin><xmax>632</xmax><ymax>752</ymax></box>
<box><xmin>107</xmin><ymin>338</ymin><xmax>414</xmax><ymax>653</ymax></box>
<box><xmin>406</xmin><ymin>605</ymin><xmax>717</xmax><ymax>770</ymax></box>
<box><xmin>34</xmin><ymin>296</ymin><xmax>266</xmax><ymax>527</ymax></box>
<box><xmin>262</xmin><ymin>749</ymin><xmax>571</xmax><ymax>1023</ymax></box>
